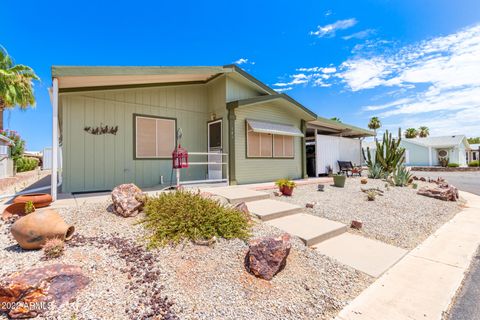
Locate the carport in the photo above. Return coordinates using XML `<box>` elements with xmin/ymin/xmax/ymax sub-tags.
<box><xmin>306</xmin><ymin>117</ymin><xmax>374</xmax><ymax>176</ymax></box>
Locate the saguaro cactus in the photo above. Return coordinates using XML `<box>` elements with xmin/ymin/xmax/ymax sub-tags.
<box><xmin>363</xmin><ymin>128</ymin><xmax>405</xmax><ymax>174</ymax></box>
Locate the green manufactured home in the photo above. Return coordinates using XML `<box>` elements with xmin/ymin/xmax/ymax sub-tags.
<box><xmin>50</xmin><ymin>65</ymin><xmax>318</xmax><ymax>194</ymax></box>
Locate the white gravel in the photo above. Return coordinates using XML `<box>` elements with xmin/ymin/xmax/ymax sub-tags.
<box><xmin>0</xmin><ymin>200</ymin><xmax>372</xmax><ymax>320</ymax></box>
<box><xmin>274</xmin><ymin>177</ymin><xmax>464</xmax><ymax>249</ymax></box>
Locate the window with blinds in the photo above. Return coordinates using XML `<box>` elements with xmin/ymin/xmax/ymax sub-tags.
<box><xmin>246</xmin><ymin>123</ymin><xmax>294</xmax><ymax>158</ymax></box>
<box><xmin>134</xmin><ymin>115</ymin><xmax>176</xmax><ymax>159</ymax></box>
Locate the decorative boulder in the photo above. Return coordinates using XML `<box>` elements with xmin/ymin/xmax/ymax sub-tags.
<box><xmin>11</xmin><ymin>209</ymin><xmax>75</xmax><ymax>250</ymax></box>
<box><xmin>111</xmin><ymin>183</ymin><xmax>145</xmax><ymax>217</ymax></box>
<box><xmin>245</xmin><ymin>234</ymin><xmax>291</xmax><ymax>280</ymax></box>
<box><xmin>417</xmin><ymin>184</ymin><xmax>459</xmax><ymax>201</ymax></box>
<box><xmin>351</xmin><ymin>220</ymin><xmax>363</xmax><ymax>229</ymax></box>
<box><xmin>360</xmin><ymin>178</ymin><xmax>368</xmax><ymax>185</ymax></box>
<box><xmin>306</xmin><ymin>202</ymin><xmax>315</xmax><ymax>208</ymax></box>
<box><xmin>0</xmin><ymin>264</ymin><xmax>90</xmax><ymax>319</ymax></box>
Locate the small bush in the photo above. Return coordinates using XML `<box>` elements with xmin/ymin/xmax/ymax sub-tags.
<box><xmin>15</xmin><ymin>157</ymin><xmax>39</xmax><ymax>172</ymax></box>
<box><xmin>389</xmin><ymin>165</ymin><xmax>413</xmax><ymax>187</ymax></box>
<box><xmin>24</xmin><ymin>201</ymin><xmax>35</xmax><ymax>214</ymax></box>
<box><xmin>43</xmin><ymin>238</ymin><xmax>65</xmax><ymax>259</ymax></box>
<box><xmin>367</xmin><ymin>190</ymin><xmax>376</xmax><ymax>201</ymax></box>
<box><xmin>367</xmin><ymin>163</ymin><xmax>384</xmax><ymax>179</ymax></box>
<box><xmin>140</xmin><ymin>191</ymin><xmax>251</xmax><ymax>247</ymax></box>
<box><xmin>468</xmin><ymin>160</ymin><xmax>480</xmax><ymax>167</ymax></box>
<box><xmin>447</xmin><ymin>163</ymin><xmax>459</xmax><ymax>167</ymax></box>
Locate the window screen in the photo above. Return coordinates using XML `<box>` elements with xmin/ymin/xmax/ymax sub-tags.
<box><xmin>135</xmin><ymin>115</ymin><xmax>176</xmax><ymax>158</ymax></box>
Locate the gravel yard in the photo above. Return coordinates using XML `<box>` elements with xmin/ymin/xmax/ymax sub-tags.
<box><xmin>0</xmin><ymin>201</ymin><xmax>372</xmax><ymax>320</ymax></box>
<box><xmin>275</xmin><ymin>178</ymin><xmax>464</xmax><ymax>250</ymax></box>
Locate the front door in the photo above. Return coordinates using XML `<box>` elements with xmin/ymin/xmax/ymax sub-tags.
<box><xmin>208</xmin><ymin>120</ymin><xmax>222</xmax><ymax>180</ymax></box>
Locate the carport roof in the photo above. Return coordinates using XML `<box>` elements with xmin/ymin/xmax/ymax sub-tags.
<box><xmin>308</xmin><ymin>117</ymin><xmax>375</xmax><ymax>138</ymax></box>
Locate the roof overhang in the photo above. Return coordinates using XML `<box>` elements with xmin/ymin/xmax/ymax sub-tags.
<box><xmin>51</xmin><ymin>65</ymin><xmax>279</xmax><ymax>95</ymax></box>
<box><xmin>52</xmin><ymin>66</ymin><xmax>227</xmax><ymax>92</ymax></box>
<box><xmin>227</xmin><ymin>94</ymin><xmax>317</xmax><ymax>121</ymax></box>
<box><xmin>308</xmin><ymin>117</ymin><xmax>375</xmax><ymax>138</ymax></box>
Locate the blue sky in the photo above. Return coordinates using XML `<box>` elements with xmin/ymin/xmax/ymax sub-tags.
<box><xmin>2</xmin><ymin>0</ymin><xmax>480</xmax><ymax>150</ymax></box>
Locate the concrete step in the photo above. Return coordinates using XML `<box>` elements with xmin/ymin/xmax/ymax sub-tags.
<box><xmin>314</xmin><ymin>233</ymin><xmax>407</xmax><ymax>278</ymax></box>
<box><xmin>246</xmin><ymin>199</ymin><xmax>302</xmax><ymax>221</ymax></box>
<box><xmin>266</xmin><ymin>213</ymin><xmax>348</xmax><ymax>246</ymax></box>
<box><xmin>200</xmin><ymin>187</ymin><xmax>270</xmax><ymax>204</ymax></box>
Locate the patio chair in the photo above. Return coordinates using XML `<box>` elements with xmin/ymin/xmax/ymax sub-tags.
<box><xmin>337</xmin><ymin>161</ymin><xmax>362</xmax><ymax>177</ymax></box>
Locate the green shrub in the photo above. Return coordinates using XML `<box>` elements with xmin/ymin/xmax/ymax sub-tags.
<box><xmin>140</xmin><ymin>191</ymin><xmax>251</xmax><ymax>247</ymax></box>
<box><xmin>24</xmin><ymin>201</ymin><xmax>35</xmax><ymax>214</ymax></box>
<box><xmin>367</xmin><ymin>162</ymin><xmax>384</xmax><ymax>179</ymax></box>
<box><xmin>468</xmin><ymin>160</ymin><xmax>480</xmax><ymax>167</ymax></box>
<box><xmin>447</xmin><ymin>163</ymin><xmax>459</xmax><ymax>168</ymax></box>
<box><xmin>15</xmin><ymin>157</ymin><xmax>39</xmax><ymax>172</ymax></box>
<box><xmin>389</xmin><ymin>165</ymin><xmax>413</xmax><ymax>187</ymax></box>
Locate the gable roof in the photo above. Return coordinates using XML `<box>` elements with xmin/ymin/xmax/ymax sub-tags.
<box><xmin>226</xmin><ymin>94</ymin><xmax>317</xmax><ymax>120</ymax></box>
<box><xmin>404</xmin><ymin>135</ymin><xmax>470</xmax><ymax>148</ymax></box>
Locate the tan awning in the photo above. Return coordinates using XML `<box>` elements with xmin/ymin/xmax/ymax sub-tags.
<box><xmin>247</xmin><ymin>119</ymin><xmax>304</xmax><ymax>137</ymax></box>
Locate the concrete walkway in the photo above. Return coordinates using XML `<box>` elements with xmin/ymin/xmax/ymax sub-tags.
<box><xmin>336</xmin><ymin>191</ymin><xmax>480</xmax><ymax>320</ymax></box>
<box><xmin>205</xmin><ymin>185</ymin><xmax>407</xmax><ymax>277</ymax></box>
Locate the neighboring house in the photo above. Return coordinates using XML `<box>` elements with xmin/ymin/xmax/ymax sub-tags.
<box><xmin>49</xmin><ymin>65</ymin><xmax>372</xmax><ymax>196</ymax></box>
<box><xmin>364</xmin><ymin>135</ymin><xmax>471</xmax><ymax>167</ymax></box>
<box><xmin>306</xmin><ymin>118</ymin><xmax>374</xmax><ymax>176</ymax></box>
<box><xmin>467</xmin><ymin>143</ymin><xmax>480</xmax><ymax>163</ymax></box>
<box><xmin>0</xmin><ymin>134</ymin><xmax>14</xmax><ymax>179</ymax></box>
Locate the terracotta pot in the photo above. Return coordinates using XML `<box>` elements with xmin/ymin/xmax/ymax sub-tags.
<box><xmin>11</xmin><ymin>209</ymin><xmax>75</xmax><ymax>250</ymax></box>
<box><xmin>281</xmin><ymin>186</ymin><xmax>294</xmax><ymax>196</ymax></box>
<box><xmin>2</xmin><ymin>203</ymin><xmax>35</xmax><ymax>221</ymax></box>
<box><xmin>13</xmin><ymin>193</ymin><xmax>53</xmax><ymax>208</ymax></box>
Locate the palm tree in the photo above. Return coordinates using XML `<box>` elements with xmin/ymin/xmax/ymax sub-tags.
<box><xmin>418</xmin><ymin>126</ymin><xmax>429</xmax><ymax>138</ymax></box>
<box><xmin>405</xmin><ymin>128</ymin><xmax>418</xmax><ymax>138</ymax></box>
<box><xmin>0</xmin><ymin>47</ymin><xmax>39</xmax><ymax>130</ymax></box>
<box><xmin>330</xmin><ymin>117</ymin><xmax>342</xmax><ymax>123</ymax></box>
<box><xmin>368</xmin><ymin>117</ymin><xmax>381</xmax><ymax>140</ymax></box>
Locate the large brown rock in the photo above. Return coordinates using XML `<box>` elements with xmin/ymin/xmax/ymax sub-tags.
<box><xmin>417</xmin><ymin>184</ymin><xmax>459</xmax><ymax>201</ymax></box>
<box><xmin>111</xmin><ymin>183</ymin><xmax>145</xmax><ymax>217</ymax></box>
<box><xmin>0</xmin><ymin>264</ymin><xmax>90</xmax><ymax>318</ymax></box>
<box><xmin>245</xmin><ymin>234</ymin><xmax>291</xmax><ymax>280</ymax></box>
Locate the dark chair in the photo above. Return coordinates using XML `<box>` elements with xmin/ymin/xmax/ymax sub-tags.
<box><xmin>337</xmin><ymin>161</ymin><xmax>362</xmax><ymax>177</ymax></box>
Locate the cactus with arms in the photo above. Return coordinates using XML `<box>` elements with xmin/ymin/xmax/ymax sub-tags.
<box><xmin>363</xmin><ymin>128</ymin><xmax>405</xmax><ymax>175</ymax></box>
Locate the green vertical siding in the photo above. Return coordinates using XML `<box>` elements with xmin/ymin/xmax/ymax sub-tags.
<box><xmin>233</xmin><ymin>103</ymin><xmax>303</xmax><ymax>184</ymax></box>
<box><xmin>60</xmin><ymin>84</ymin><xmax>210</xmax><ymax>193</ymax></box>
<box><xmin>226</xmin><ymin>77</ymin><xmax>262</xmax><ymax>102</ymax></box>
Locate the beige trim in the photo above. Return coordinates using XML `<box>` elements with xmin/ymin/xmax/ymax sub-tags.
<box><xmin>58</xmin><ymin>74</ymin><xmax>217</xmax><ymax>89</ymax></box>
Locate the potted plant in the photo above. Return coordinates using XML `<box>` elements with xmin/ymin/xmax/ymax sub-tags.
<box><xmin>275</xmin><ymin>179</ymin><xmax>296</xmax><ymax>196</ymax></box>
<box><xmin>333</xmin><ymin>173</ymin><xmax>346</xmax><ymax>188</ymax></box>
<box><xmin>2</xmin><ymin>201</ymin><xmax>36</xmax><ymax>221</ymax></box>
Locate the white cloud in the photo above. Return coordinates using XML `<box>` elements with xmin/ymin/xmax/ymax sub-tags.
<box><xmin>325</xmin><ymin>10</ymin><xmax>332</xmax><ymax>17</ymax></box>
<box><xmin>310</xmin><ymin>18</ymin><xmax>357</xmax><ymax>38</ymax></box>
<box><xmin>342</xmin><ymin>29</ymin><xmax>376</xmax><ymax>40</ymax></box>
<box><xmin>234</xmin><ymin>58</ymin><xmax>255</xmax><ymax>65</ymax></box>
<box><xmin>274</xmin><ymin>87</ymin><xmax>293</xmax><ymax>93</ymax></box>
<box><xmin>349</xmin><ymin>24</ymin><xmax>480</xmax><ymax>136</ymax></box>
<box><xmin>273</xmin><ymin>73</ymin><xmax>310</xmax><ymax>87</ymax></box>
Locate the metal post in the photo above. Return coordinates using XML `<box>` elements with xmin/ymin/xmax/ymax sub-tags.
<box><xmin>51</xmin><ymin>78</ymin><xmax>59</xmax><ymax>201</ymax></box>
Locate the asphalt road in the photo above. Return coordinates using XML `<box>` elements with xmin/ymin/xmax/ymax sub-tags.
<box><xmin>411</xmin><ymin>171</ymin><xmax>480</xmax><ymax>195</ymax></box>
<box><xmin>411</xmin><ymin>171</ymin><xmax>480</xmax><ymax>320</ymax></box>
